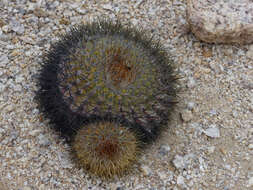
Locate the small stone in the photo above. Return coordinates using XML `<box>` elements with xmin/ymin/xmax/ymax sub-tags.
<box><xmin>177</xmin><ymin>175</ymin><xmax>185</xmax><ymax>186</ymax></box>
<box><xmin>187</xmin><ymin>77</ymin><xmax>196</xmax><ymax>88</ymax></box>
<box><xmin>141</xmin><ymin>165</ymin><xmax>152</xmax><ymax>176</ymax></box>
<box><xmin>39</xmin><ymin>184</ymin><xmax>45</xmax><ymax>190</ymax></box>
<box><xmin>246</xmin><ymin>45</ymin><xmax>253</xmax><ymax>59</ymax></box>
<box><xmin>59</xmin><ymin>18</ymin><xmax>70</xmax><ymax>25</ymax></box>
<box><xmin>34</xmin><ymin>8</ymin><xmax>48</xmax><ymax>17</ymax></box>
<box><xmin>172</xmin><ymin>155</ymin><xmax>185</xmax><ymax>170</ymax></box>
<box><xmin>58</xmin><ymin>152</ymin><xmax>72</xmax><ymax>169</ymax></box>
<box><xmin>202</xmin><ymin>48</ymin><xmax>212</xmax><ymax>58</ymax></box>
<box><xmin>209</xmin><ymin>109</ymin><xmax>217</xmax><ymax>116</ymax></box>
<box><xmin>37</xmin><ymin>134</ymin><xmax>51</xmax><ymax>146</ymax></box>
<box><xmin>102</xmin><ymin>4</ymin><xmax>113</xmax><ymax>11</ymax></box>
<box><xmin>110</xmin><ymin>184</ymin><xmax>123</xmax><ymax>190</ymax></box>
<box><xmin>181</xmin><ymin>110</ymin><xmax>193</xmax><ymax>122</ymax></box>
<box><xmin>248</xmin><ymin>144</ymin><xmax>253</xmax><ymax>149</ymax></box>
<box><xmin>23</xmin><ymin>187</ymin><xmax>31</xmax><ymax>190</ymax></box>
<box><xmin>76</xmin><ymin>8</ymin><xmax>87</xmax><ymax>15</ymax></box>
<box><xmin>0</xmin><ymin>19</ymin><xmax>5</xmax><ymax>27</ymax></box>
<box><xmin>173</xmin><ymin>154</ymin><xmax>194</xmax><ymax>170</ymax></box>
<box><xmin>187</xmin><ymin>102</ymin><xmax>195</xmax><ymax>110</ymax></box>
<box><xmin>29</xmin><ymin>130</ymin><xmax>41</xmax><ymax>136</ymax></box>
<box><xmin>10</xmin><ymin>19</ymin><xmax>25</xmax><ymax>35</ymax></box>
<box><xmin>159</xmin><ymin>145</ymin><xmax>171</xmax><ymax>156</ymax></box>
<box><xmin>204</xmin><ymin>125</ymin><xmax>220</xmax><ymax>138</ymax></box>
<box><xmin>0</xmin><ymin>55</ymin><xmax>9</xmax><ymax>66</ymax></box>
<box><xmin>2</xmin><ymin>25</ymin><xmax>9</xmax><ymax>33</ymax></box>
<box><xmin>158</xmin><ymin>171</ymin><xmax>167</xmax><ymax>180</ymax></box>
<box><xmin>0</xmin><ymin>34</ymin><xmax>10</xmax><ymax>42</ymax></box>
<box><xmin>248</xmin><ymin>177</ymin><xmax>253</xmax><ymax>187</ymax></box>
<box><xmin>207</xmin><ymin>146</ymin><xmax>215</xmax><ymax>154</ymax></box>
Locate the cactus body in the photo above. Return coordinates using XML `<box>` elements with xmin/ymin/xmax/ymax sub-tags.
<box><xmin>36</xmin><ymin>19</ymin><xmax>177</xmax><ymax>178</ymax></box>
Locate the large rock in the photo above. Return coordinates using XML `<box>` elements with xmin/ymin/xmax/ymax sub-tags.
<box><xmin>186</xmin><ymin>0</ymin><xmax>253</xmax><ymax>44</ymax></box>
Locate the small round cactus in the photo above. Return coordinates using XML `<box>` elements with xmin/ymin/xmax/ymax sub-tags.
<box><xmin>36</xmin><ymin>19</ymin><xmax>177</xmax><ymax>178</ymax></box>
<box><xmin>73</xmin><ymin>122</ymin><xmax>139</xmax><ymax>178</ymax></box>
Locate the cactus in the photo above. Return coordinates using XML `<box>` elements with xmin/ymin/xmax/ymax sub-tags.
<box><xmin>36</xmin><ymin>19</ymin><xmax>178</xmax><ymax>178</ymax></box>
<box><xmin>73</xmin><ymin>121</ymin><xmax>139</xmax><ymax>178</ymax></box>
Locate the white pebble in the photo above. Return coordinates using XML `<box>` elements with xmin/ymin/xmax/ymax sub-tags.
<box><xmin>248</xmin><ymin>177</ymin><xmax>253</xmax><ymax>187</ymax></box>
<box><xmin>248</xmin><ymin>144</ymin><xmax>253</xmax><ymax>149</ymax></box>
<box><xmin>141</xmin><ymin>165</ymin><xmax>152</xmax><ymax>176</ymax></box>
<box><xmin>204</xmin><ymin>125</ymin><xmax>220</xmax><ymax>138</ymax></box>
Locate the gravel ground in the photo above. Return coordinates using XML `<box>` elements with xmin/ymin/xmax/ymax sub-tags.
<box><xmin>0</xmin><ymin>0</ymin><xmax>252</xmax><ymax>190</ymax></box>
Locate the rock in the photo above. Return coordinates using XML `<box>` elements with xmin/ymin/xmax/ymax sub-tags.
<box><xmin>187</xmin><ymin>77</ymin><xmax>196</xmax><ymax>88</ymax></box>
<box><xmin>37</xmin><ymin>134</ymin><xmax>51</xmax><ymax>146</ymax></box>
<box><xmin>204</xmin><ymin>125</ymin><xmax>220</xmax><ymax>138</ymax></box>
<box><xmin>158</xmin><ymin>171</ymin><xmax>167</xmax><ymax>180</ymax></box>
<box><xmin>206</xmin><ymin>146</ymin><xmax>215</xmax><ymax>154</ymax></box>
<box><xmin>173</xmin><ymin>155</ymin><xmax>185</xmax><ymax>170</ymax></box>
<box><xmin>10</xmin><ymin>19</ymin><xmax>25</xmax><ymax>35</ymax></box>
<box><xmin>248</xmin><ymin>177</ymin><xmax>253</xmax><ymax>187</ymax></box>
<box><xmin>110</xmin><ymin>183</ymin><xmax>123</xmax><ymax>190</ymax></box>
<box><xmin>59</xmin><ymin>18</ymin><xmax>70</xmax><ymax>25</ymax></box>
<box><xmin>2</xmin><ymin>25</ymin><xmax>9</xmax><ymax>33</ymax></box>
<box><xmin>248</xmin><ymin>144</ymin><xmax>253</xmax><ymax>150</ymax></box>
<box><xmin>23</xmin><ymin>187</ymin><xmax>32</xmax><ymax>190</ymax></box>
<box><xmin>28</xmin><ymin>130</ymin><xmax>41</xmax><ymax>136</ymax></box>
<box><xmin>246</xmin><ymin>45</ymin><xmax>253</xmax><ymax>59</ymax></box>
<box><xmin>187</xmin><ymin>0</ymin><xmax>253</xmax><ymax>44</ymax></box>
<box><xmin>158</xmin><ymin>144</ymin><xmax>171</xmax><ymax>156</ymax></box>
<box><xmin>172</xmin><ymin>154</ymin><xmax>194</xmax><ymax>170</ymax></box>
<box><xmin>141</xmin><ymin>165</ymin><xmax>152</xmax><ymax>176</ymax></box>
<box><xmin>176</xmin><ymin>175</ymin><xmax>186</xmax><ymax>188</ymax></box>
<box><xmin>57</xmin><ymin>152</ymin><xmax>72</xmax><ymax>169</ymax></box>
<box><xmin>181</xmin><ymin>110</ymin><xmax>193</xmax><ymax>122</ymax></box>
<box><xmin>187</xmin><ymin>102</ymin><xmax>195</xmax><ymax>111</ymax></box>
<box><xmin>0</xmin><ymin>19</ymin><xmax>5</xmax><ymax>27</ymax></box>
<box><xmin>0</xmin><ymin>55</ymin><xmax>9</xmax><ymax>66</ymax></box>
<box><xmin>76</xmin><ymin>8</ymin><xmax>87</xmax><ymax>15</ymax></box>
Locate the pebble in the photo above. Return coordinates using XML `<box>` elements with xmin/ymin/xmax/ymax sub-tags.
<box><xmin>207</xmin><ymin>146</ymin><xmax>215</xmax><ymax>154</ymax></box>
<box><xmin>176</xmin><ymin>175</ymin><xmax>186</xmax><ymax>187</ymax></box>
<box><xmin>181</xmin><ymin>110</ymin><xmax>193</xmax><ymax>122</ymax></box>
<box><xmin>204</xmin><ymin>125</ymin><xmax>220</xmax><ymax>138</ymax></box>
<box><xmin>23</xmin><ymin>187</ymin><xmax>32</xmax><ymax>190</ymax></box>
<box><xmin>248</xmin><ymin>144</ymin><xmax>253</xmax><ymax>150</ymax></box>
<box><xmin>28</xmin><ymin>130</ymin><xmax>41</xmax><ymax>137</ymax></box>
<box><xmin>110</xmin><ymin>183</ymin><xmax>123</xmax><ymax>190</ymax></box>
<box><xmin>102</xmin><ymin>4</ymin><xmax>113</xmax><ymax>11</ymax></box>
<box><xmin>187</xmin><ymin>102</ymin><xmax>195</xmax><ymax>110</ymax></box>
<box><xmin>10</xmin><ymin>19</ymin><xmax>25</xmax><ymax>35</ymax></box>
<box><xmin>158</xmin><ymin>145</ymin><xmax>171</xmax><ymax>156</ymax></box>
<box><xmin>187</xmin><ymin>77</ymin><xmax>196</xmax><ymax>88</ymax></box>
<box><xmin>158</xmin><ymin>171</ymin><xmax>167</xmax><ymax>180</ymax></box>
<box><xmin>57</xmin><ymin>152</ymin><xmax>72</xmax><ymax>169</ymax></box>
<box><xmin>0</xmin><ymin>55</ymin><xmax>9</xmax><ymax>66</ymax></box>
<box><xmin>172</xmin><ymin>154</ymin><xmax>193</xmax><ymax>170</ymax></box>
<box><xmin>141</xmin><ymin>165</ymin><xmax>152</xmax><ymax>176</ymax></box>
<box><xmin>246</xmin><ymin>45</ymin><xmax>253</xmax><ymax>59</ymax></box>
<box><xmin>248</xmin><ymin>177</ymin><xmax>253</xmax><ymax>187</ymax></box>
<box><xmin>2</xmin><ymin>25</ymin><xmax>9</xmax><ymax>33</ymax></box>
<box><xmin>37</xmin><ymin>134</ymin><xmax>51</xmax><ymax>146</ymax></box>
<box><xmin>76</xmin><ymin>8</ymin><xmax>87</xmax><ymax>15</ymax></box>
